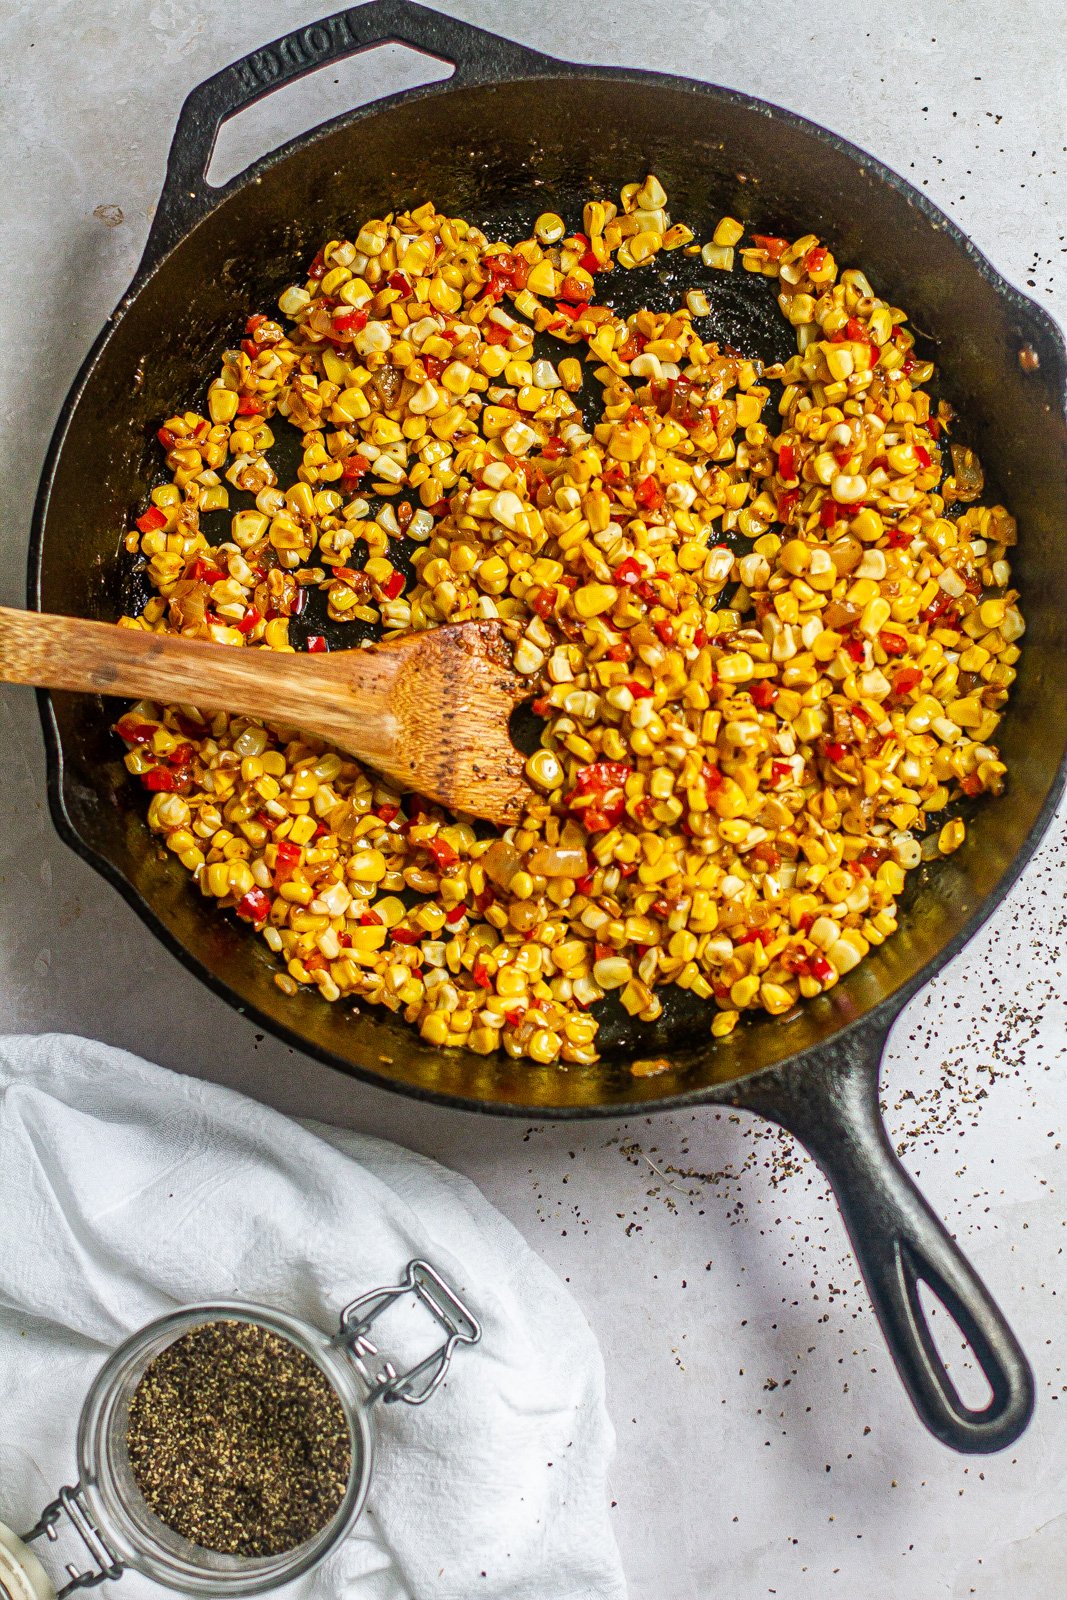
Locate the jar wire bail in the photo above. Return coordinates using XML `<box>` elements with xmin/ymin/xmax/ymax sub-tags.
<box><xmin>21</xmin><ymin>1485</ymin><xmax>123</xmax><ymax>1596</ymax></box>
<box><xmin>336</xmin><ymin>1259</ymin><xmax>481</xmax><ymax>1406</ymax></box>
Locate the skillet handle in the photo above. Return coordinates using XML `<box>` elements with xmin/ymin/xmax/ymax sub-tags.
<box><xmin>140</xmin><ymin>0</ymin><xmax>554</xmax><ymax>273</ymax></box>
<box><xmin>739</xmin><ymin>1021</ymin><xmax>1033</xmax><ymax>1452</ymax></box>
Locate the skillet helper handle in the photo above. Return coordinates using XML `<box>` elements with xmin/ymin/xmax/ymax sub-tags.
<box><xmin>141</xmin><ymin>0</ymin><xmax>552</xmax><ymax>271</ymax></box>
<box><xmin>745</xmin><ymin>1026</ymin><xmax>1034</xmax><ymax>1452</ymax></box>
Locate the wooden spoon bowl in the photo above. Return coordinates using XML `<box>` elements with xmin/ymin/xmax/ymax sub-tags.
<box><xmin>0</xmin><ymin>607</ymin><xmax>535</xmax><ymax>826</ymax></box>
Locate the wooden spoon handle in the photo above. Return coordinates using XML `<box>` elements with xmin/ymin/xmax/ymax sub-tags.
<box><xmin>0</xmin><ymin>606</ymin><xmax>399</xmax><ymax>749</ymax></box>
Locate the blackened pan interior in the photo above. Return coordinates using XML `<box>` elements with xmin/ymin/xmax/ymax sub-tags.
<box><xmin>33</xmin><ymin>71</ymin><xmax>1067</xmax><ymax>1113</ymax></box>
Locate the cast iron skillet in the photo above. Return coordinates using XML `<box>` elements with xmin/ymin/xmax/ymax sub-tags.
<box><xmin>30</xmin><ymin>1</ymin><xmax>1067</xmax><ymax>1453</ymax></box>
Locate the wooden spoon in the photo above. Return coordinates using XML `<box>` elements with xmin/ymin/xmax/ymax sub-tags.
<box><xmin>0</xmin><ymin>606</ymin><xmax>534</xmax><ymax>826</ymax></box>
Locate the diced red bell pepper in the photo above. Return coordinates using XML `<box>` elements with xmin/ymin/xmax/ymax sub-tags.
<box><xmin>390</xmin><ymin>926</ymin><xmax>420</xmax><ymax>944</ymax></box>
<box><xmin>804</xmin><ymin>246</ymin><xmax>828</xmax><ymax>274</ymax></box>
<box><xmin>925</xmin><ymin>418</ymin><xmax>941</xmax><ymax>439</ymax></box>
<box><xmin>581</xmin><ymin>800</ymin><xmax>625</xmax><ymax>834</ymax></box>
<box><xmin>376</xmin><ymin>803</ymin><xmax>400</xmax><ymax>823</ymax></box>
<box><xmin>426</xmin><ymin>835</ymin><xmax>459</xmax><ymax>869</ymax></box>
<box><xmin>613</xmin><ymin>556</ymin><xmax>643</xmax><ymax>588</ymax></box>
<box><xmin>846</xmin><ymin>316</ymin><xmax>877</xmax><ymax>349</ymax></box>
<box><xmin>626</xmin><ymin>680</ymin><xmax>655</xmax><ymax>700</ymax></box>
<box><xmin>306</xmin><ymin>635</ymin><xmax>328</xmax><ymax>654</ymax></box>
<box><xmin>187</xmin><ymin>556</ymin><xmax>225</xmax><ymax>584</ymax></box>
<box><xmin>884</xmin><ymin>528</ymin><xmax>912</xmax><ymax>549</ymax></box>
<box><xmin>919</xmin><ymin>592</ymin><xmax>952</xmax><ymax>625</ymax></box>
<box><xmin>736</xmin><ymin>926</ymin><xmax>774</xmax><ymax>947</ymax></box>
<box><xmin>606</xmin><ymin>641</ymin><xmax>632</xmax><ymax>662</ymax></box>
<box><xmin>914</xmin><ymin>443</ymin><xmax>932</xmax><ymax>470</ymax></box>
<box><xmin>777</xmin><ymin>489</ymin><xmax>800</xmax><ymax>523</ymax></box>
<box><xmin>136</xmin><ymin>505</ymin><xmax>167</xmax><ymax>534</ymax></box>
<box><xmin>482</xmin><ymin>320</ymin><xmax>512</xmax><ymax>345</ymax></box>
<box><xmin>505</xmin><ymin>1008</ymin><xmax>526</xmax><ymax>1028</ymax></box>
<box><xmin>808</xmin><ymin>952</ymin><xmax>834</xmax><ymax>983</ymax></box>
<box><xmin>844</xmin><ymin>636</ymin><xmax>866</xmax><ymax>663</ymax></box>
<box><xmin>472</xmin><ymin>959</ymin><xmax>492</xmax><ymax>991</ymax></box>
<box><xmin>445</xmin><ymin>903</ymin><xmax>467</xmax><ymax>924</ymax></box>
<box><xmin>340</xmin><ymin>453</ymin><xmax>370</xmax><ymax>487</ymax></box>
<box><xmin>553</xmin><ymin>299</ymin><xmax>589</xmax><ymax>321</ymax></box>
<box><xmin>157</xmin><ymin>425</ymin><xmax>178</xmax><ymax>449</ymax></box>
<box><xmin>236</xmin><ymin>395</ymin><xmax>265</xmax><ymax>416</ymax></box>
<box><xmin>634</xmin><ymin>476</ymin><xmax>665</xmax><ymax>512</ymax></box>
<box><xmin>359</xmin><ymin>908</ymin><xmax>383</xmax><ymax>926</ymax></box>
<box><xmin>245</xmin><ymin>313</ymin><xmax>267</xmax><ymax>336</ymax></box>
<box><xmin>388</xmin><ymin>271</ymin><xmax>412</xmax><ymax>295</ymax></box>
<box><xmin>820</xmin><ymin>499</ymin><xmax>845</xmax><ymax>528</ymax></box>
<box><xmin>530</xmin><ymin>586</ymin><xmax>557</xmax><ymax>619</ymax></box>
<box><xmin>770</xmin><ymin>759</ymin><xmax>793</xmax><ymax>784</ymax></box>
<box><xmin>333</xmin><ymin>307</ymin><xmax>369</xmax><ymax>333</ymax></box>
<box><xmin>576</xmin><ymin>761</ymin><xmax>632</xmax><ymax>792</ymax></box>
<box><xmin>140</xmin><ymin>766</ymin><xmax>182</xmax><ymax>792</ymax></box>
<box><xmin>891</xmin><ymin>666</ymin><xmax>924</xmax><ymax>695</ymax></box>
<box><xmin>824</xmin><ymin>740</ymin><xmax>849</xmax><ymax>762</ymax></box>
<box><xmin>235</xmin><ymin>887</ymin><xmax>271</xmax><ymax>925</ymax></box>
<box><xmin>493</xmin><ymin>252</ymin><xmax>530</xmax><ymax>291</ymax></box>
<box><xmin>237</xmin><ymin>605</ymin><xmax>261</xmax><ymax>636</ymax></box>
<box><xmin>778</xmin><ymin>443</ymin><xmax>797</xmax><ymax>480</ymax></box>
<box><xmin>961</xmin><ymin>772</ymin><xmax>984</xmax><ymax>797</ymax></box>
<box><xmin>382</xmin><ymin>570</ymin><xmax>406</xmax><ymax>600</ymax></box>
<box><xmin>575</xmin><ymin>872</ymin><xmax>595</xmax><ymax>895</ymax></box>
<box><xmin>702</xmin><ymin>761</ymin><xmax>723</xmax><ymax>795</ymax></box>
<box><xmin>750</xmin><ymin>680</ymin><xmax>779</xmax><ymax>709</ymax></box>
<box><xmin>559</xmin><ymin>274</ymin><xmax>589</xmax><ymax>304</ymax></box>
<box><xmin>273</xmin><ymin>840</ymin><xmax>303</xmax><ymax>886</ymax></box>
<box><xmin>116</xmin><ymin>716</ymin><xmax>157</xmax><ymax>745</ymax></box>
<box><xmin>653</xmin><ymin>619</ymin><xmax>675</xmax><ymax>646</ymax></box>
<box><xmin>879</xmin><ymin>631</ymin><xmax>908</xmax><ymax>656</ymax></box>
<box><xmin>751</xmin><ymin>235</ymin><xmax>788</xmax><ymax>260</ymax></box>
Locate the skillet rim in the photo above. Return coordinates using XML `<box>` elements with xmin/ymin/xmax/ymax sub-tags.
<box><xmin>28</xmin><ymin>51</ymin><xmax>1067</xmax><ymax>1118</ymax></box>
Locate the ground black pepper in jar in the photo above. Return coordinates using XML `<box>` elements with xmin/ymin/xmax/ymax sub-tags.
<box><xmin>10</xmin><ymin>1262</ymin><xmax>479</xmax><ymax>1598</ymax></box>
<box><xmin>126</xmin><ymin>1321</ymin><xmax>351</xmax><ymax>1556</ymax></box>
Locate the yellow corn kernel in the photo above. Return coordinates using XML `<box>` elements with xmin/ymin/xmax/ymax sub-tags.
<box><xmin>729</xmin><ymin>974</ymin><xmax>760</xmax><ymax>1008</ymax></box>
<box><xmin>713</xmin><ymin>216</ymin><xmax>744</xmax><ymax>247</ymax></box>
<box><xmin>938</xmin><ymin>817</ymin><xmax>966</xmax><ymax>855</ymax></box>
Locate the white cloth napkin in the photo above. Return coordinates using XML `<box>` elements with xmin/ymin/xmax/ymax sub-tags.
<box><xmin>0</xmin><ymin>1033</ymin><xmax>625</xmax><ymax>1600</ymax></box>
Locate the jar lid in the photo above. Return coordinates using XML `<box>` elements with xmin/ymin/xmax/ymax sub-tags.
<box><xmin>0</xmin><ymin>1524</ymin><xmax>55</xmax><ymax>1600</ymax></box>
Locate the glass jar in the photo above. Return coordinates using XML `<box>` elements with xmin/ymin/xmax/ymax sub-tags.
<box><xmin>2</xmin><ymin>1261</ymin><xmax>479</xmax><ymax>1600</ymax></box>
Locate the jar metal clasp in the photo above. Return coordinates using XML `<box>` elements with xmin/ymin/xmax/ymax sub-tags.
<box><xmin>20</xmin><ymin>1486</ymin><xmax>122</xmax><ymax>1596</ymax></box>
<box><xmin>335</xmin><ymin>1259</ymin><xmax>482</xmax><ymax>1406</ymax></box>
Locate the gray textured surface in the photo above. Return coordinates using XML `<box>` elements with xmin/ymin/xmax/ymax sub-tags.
<box><xmin>1</xmin><ymin>3</ymin><xmax>1066</xmax><ymax>1596</ymax></box>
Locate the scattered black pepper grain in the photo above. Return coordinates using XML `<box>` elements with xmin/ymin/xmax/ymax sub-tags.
<box><xmin>126</xmin><ymin>1320</ymin><xmax>350</xmax><ymax>1557</ymax></box>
